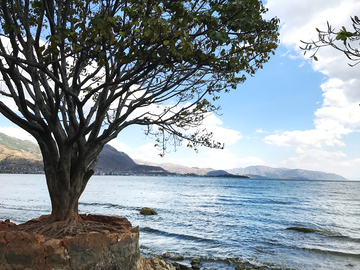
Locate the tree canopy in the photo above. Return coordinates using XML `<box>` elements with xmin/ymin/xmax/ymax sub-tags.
<box><xmin>301</xmin><ymin>15</ymin><xmax>360</xmax><ymax>66</ymax></box>
<box><xmin>0</xmin><ymin>0</ymin><xmax>279</xmax><ymax>231</ymax></box>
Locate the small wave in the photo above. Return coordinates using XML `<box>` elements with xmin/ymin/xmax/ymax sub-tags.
<box><xmin>331</xmin><ymin>234</ymin><xmax>360</xmax><ymax>243</ymax></box>
<box><xmin>0</xmin><ymin>205</ymin><xmax>48</xmax><ymax>212</ymax></box>
<box><xmin>79</xmin><ymin>202</ymin><xmax>124</xmax><ymax>209</ymax></box>
<box><xmin>140</xmin><ymin>227</ymin><xmax>218</xmax><ymax>244</ymax></box>
<box><xmin>264</xmin><ymin>198</ymin><xmax>292</xmax><ymax>205</ymax></box>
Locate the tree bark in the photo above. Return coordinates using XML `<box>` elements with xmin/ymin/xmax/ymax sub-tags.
<box><xmin>39</xmin><ymin>140</ymin><xmax>98</xmax><ymax>222</ymax></box>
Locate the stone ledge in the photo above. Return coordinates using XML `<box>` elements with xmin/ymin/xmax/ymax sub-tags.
<box><xmin>0</xmin><ymin>215</ymin><xmax>140</xmax><ymax>270</ymax></box>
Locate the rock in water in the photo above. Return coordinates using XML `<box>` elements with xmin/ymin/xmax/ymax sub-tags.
<box><xmin>190</xmin><ymin>258</ymin><xmax>201</xmax><ymax>270</ymax></box>
<box><xmin>162</xmin><ymin>252</ymin><xmax>171</xmax><ymax>258</ymax></box>
<box><xmin>140</xmin><ymin>207</ymin><xmax>158</xmax><ymax>215</ymax></box>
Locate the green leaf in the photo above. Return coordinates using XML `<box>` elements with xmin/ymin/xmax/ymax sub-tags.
<box><xmin>163</xmin><ymin>40</ymin><xmax>170</xmax><ymax>45</ymax></box>
<box><xmin>108</xmin><ymin>17</ymin><xmax>116</xmax><ymax>24</ymax></box>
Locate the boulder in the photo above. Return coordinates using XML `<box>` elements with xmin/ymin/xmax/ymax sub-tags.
<box><xmin>140</xmin><ymin>207</ymin><xmax>158</xmax><ymax>215</ymax></box>
<box><xmin>133</xmin><ymin>255</ymin><xmax>176</xmax><ymax>270</ymax></box>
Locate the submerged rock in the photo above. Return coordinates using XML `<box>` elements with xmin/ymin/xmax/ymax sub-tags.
<box><xmin>235</xmin><ymin>264</ymin><xmax>248</xmax><ymax>270</ymax></box>
<box><xmin>286</xmin><ymin>227</ymin><xmax>318</xmax><ymax>233</ymax></box>
<box><xmin>172</xmin><ymin>262</ymin><xmax>192</xmax><ymax>270</ymax></box>
<box><xmin>286</xmin><ymin>226</ymin><xmax>338</xmax><ymax>235</ymax></box>
<box><xmin>234</xmin><ymin>261</ymin><xmax>267</xmax><ymax>270</ymax></box>
<box><xmin>191</xmin><ymin>258</ymin><xmax>201</xmax><ymax>270</ymax></box>
<box><xmin>225</xmin><ymin>258</ymin><xmax>234</xmax><ymax>265</ymax></box>
<box><xmin>163</xmin><ymin>252</ymin><xmax>171</xmax><ymax>258</ymax></box>
<box><xmin>140</xmin><ymin>207</ymin><xmax>158</xmax><ymax>215</ymax></box>
<box><xmin>170</xmin><ymin>255</ymin><xmax>185</xmax><ymax>261</ymax></box>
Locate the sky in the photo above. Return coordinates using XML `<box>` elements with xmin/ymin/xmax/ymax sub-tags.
<box><xmin>0</xmin><ymin>0</ymin><xmax>360</xmax><ymax>179</ymax></box>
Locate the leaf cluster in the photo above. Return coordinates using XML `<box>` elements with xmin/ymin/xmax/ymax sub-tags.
<box><xmin>301</xmin><ymin>16</ymin><xmax>360</xmax><ymax>66</ymax></box>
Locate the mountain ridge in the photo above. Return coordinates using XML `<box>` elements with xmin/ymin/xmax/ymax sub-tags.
<box><xmin>135</xmin><ymin>160</ymin><xmax>347</xmax><ymax>180</ymax></box>
<box><xmin>227</xmin><ymin>165</ymin><xmax>347</xmax><ymax>180</ymax></box>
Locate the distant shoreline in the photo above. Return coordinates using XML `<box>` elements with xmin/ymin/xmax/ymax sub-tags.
<box><xmin>0</xmin><ymin>171</ymin><xmax>357</xmax><ymax>181</ymax></box>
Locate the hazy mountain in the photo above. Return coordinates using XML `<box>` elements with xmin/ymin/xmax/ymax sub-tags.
<box><xmin>136</xmin><ymin>159</ymin><xmax>347</xmax><ymax>180</ymax></box>
<box><xmin>135</xmin><ymin>159</ymin><xmax>215</xmax><ymax>175</ymax></box>
<box><xmin>206</xmin><ymin>170</ymin><xmax>231</xmax><ymax>176</ymax></box>
<box><xmin>227</xmin><ymin>165</ymin><xmax>347</xmax><ymax>180</ymax></box>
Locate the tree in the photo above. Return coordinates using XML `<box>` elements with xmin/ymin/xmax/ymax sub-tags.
<box><xmin>301</xmin><ymin>16</ymin><xmax>360</xmax><ymax>66</ymax></box>
<box><xmin>0</xmin><ymin>0</ymin><xmax>279</xmax><ymax>236</ymax></box>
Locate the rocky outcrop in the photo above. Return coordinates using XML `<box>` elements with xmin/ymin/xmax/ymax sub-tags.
<box><xmin>0</xmin><ymin>215</ymin><xmax>139</xmax><ymax>270</ymax></box>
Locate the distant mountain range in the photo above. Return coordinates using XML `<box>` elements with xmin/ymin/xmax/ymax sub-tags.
<box><xmin>134</xmin><ymin>159</ymin><xmax>214</xmax><ymax>175</ymax></box>
<box><xmin>0</xmin><ymin>132</ymin><xmax>348</xmax><ymax>180</ymax></box>
<box><xmin>226</xmin><ymin>165</ymin><xmax>347</xmax><ymax>181</ymax></box>
<box><xmin>135</xmin><ymin>160</ymin><xmax>347</xmax><ymax>180</ymax></box>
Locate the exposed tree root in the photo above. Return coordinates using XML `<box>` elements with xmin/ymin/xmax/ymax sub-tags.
<box><xmin>5</xmin><ymin>214</ymin><xmax>127</xmax><ymax>239</ymax></box>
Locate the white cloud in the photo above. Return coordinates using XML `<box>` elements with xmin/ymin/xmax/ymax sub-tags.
<box><xmin>108</xmin><ymin>110</ymin><xmax>243</xmax><ymax>163</ymax></box>
<box><xmin>0</xmin><ymin>127</ymin><xmax>34</xmax><ymax>141</ymax></box>
<box><xmin>264</xmin><ymin>78</ymin><xmax>359</xmax><ymax>148</ymax></box>
<box><xmin>108</xmin><ymin>140</ymin><xmax>131</xmax><ymax>153</ymax></box>
<box><xmin>264</xmin><ymin>0</ymin><xmax>360</xmax><ymax>149</ymax></box>
<box><xmin>255</xmin><ymin>128</ymin><xmax>266</xmax><ymax>134</ymax></box>
<box><xmin>163</xmin><ymin>148</ymin><xmax>264</xmax><ymax>170</ymax></box>
<box><xmin>262</xmin><ymin>0</ymin><xmax>360</xmax><ymax>179</ymax></box>
<box><xmin>266</xmin><ymin>0</ymin><xmax>360</xmax><ymax>49</ymax></box>
<box><xmin>265</xmin><ymin>129</ymin><xmax>344</xmax><ymax>147</ymax></box>
<box><xmin>201</xmin><ymin>113</ymin><xmax>242</xmax><ymax>145</ymax></box>
<box><xmin>0</xmin><ymin>97</ymin><xmax>17</xmax><ymax>112</ymax></box>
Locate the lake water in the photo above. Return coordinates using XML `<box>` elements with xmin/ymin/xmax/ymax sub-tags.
<box><xmin>0</xmin><ymin>174</ymin><xmax>359</xmax><ymax>270</ymax></box>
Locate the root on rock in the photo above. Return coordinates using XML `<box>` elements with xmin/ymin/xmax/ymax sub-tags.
<box><xmin>4</xmin><ymin>214</ymin><xmax>129</xmax><ymax>239</ymax></box>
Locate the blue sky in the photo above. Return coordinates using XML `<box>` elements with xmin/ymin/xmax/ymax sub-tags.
<box><xmin>1</xmin><ymin>0</ymin><xmax>360</xmax><ymax>179</ymax></box>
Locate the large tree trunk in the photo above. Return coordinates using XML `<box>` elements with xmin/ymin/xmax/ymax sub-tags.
<box><xmin>45</xmin><ymin>167</ymin><xmax>94</xmax><ymax>222</ymax></box>
<box><xmin>39</xmin><ymin>139</ymin><xmax>99</xmax><ymax>223</ymax></box>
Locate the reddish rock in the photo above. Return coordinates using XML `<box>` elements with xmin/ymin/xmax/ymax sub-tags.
<box><xmin>0</xmin><ymin>215</ymin><xmax>140</xmax><ymax>270</ymax></box>
<box><xmin>0</xmin><ymin>220</ymin><xmax>16</xmax><ymax>230</ymax></box>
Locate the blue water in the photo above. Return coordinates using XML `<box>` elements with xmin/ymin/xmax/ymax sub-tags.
<box><xmin>0</xmin><ymin>174</ymin><xmax>359</xmax><ymax>270</ymax></box>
